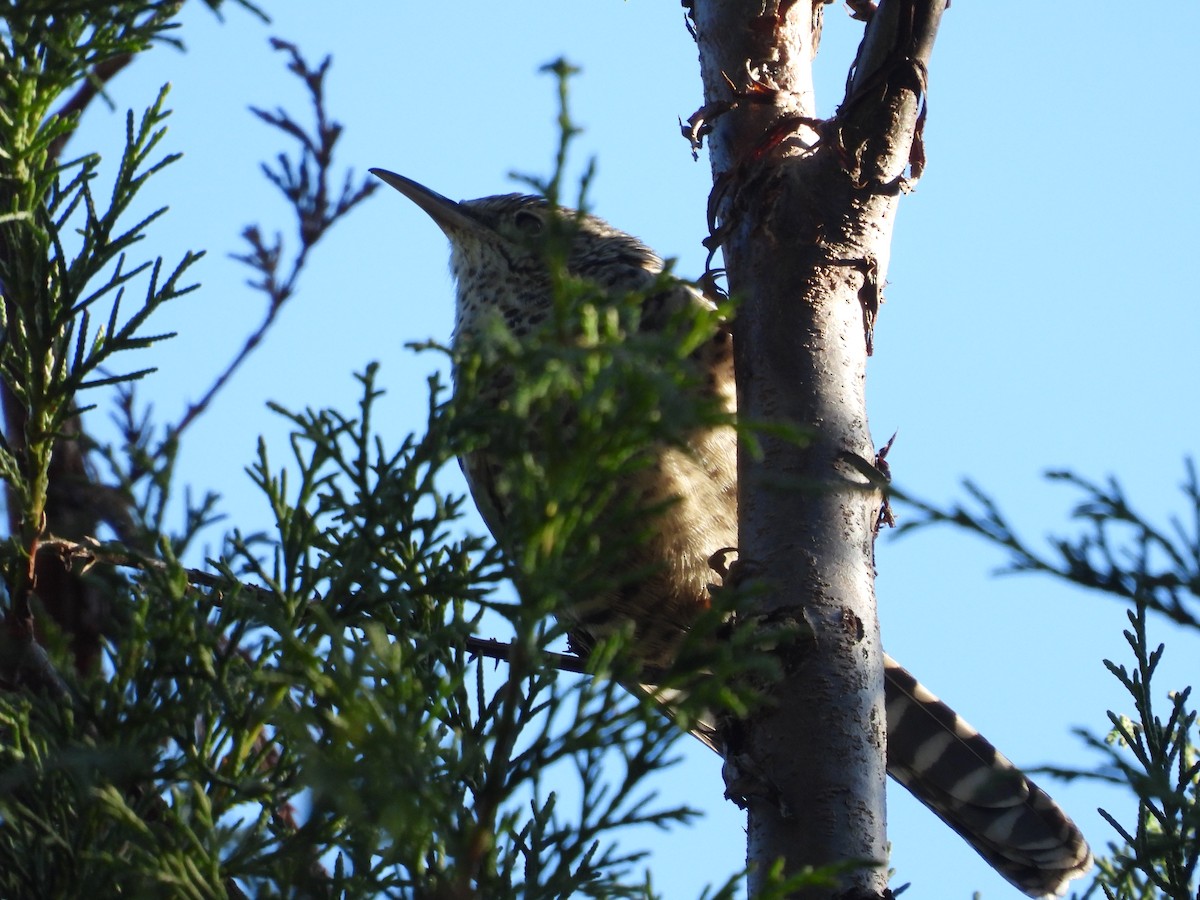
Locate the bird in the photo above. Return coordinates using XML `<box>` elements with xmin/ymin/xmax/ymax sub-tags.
<box><xmin>371</xmin><ymin>168</ymin><xmax>1094</xmax><ymax>898</ymax></box>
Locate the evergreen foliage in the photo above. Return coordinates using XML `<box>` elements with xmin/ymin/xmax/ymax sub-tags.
<box><xmin>1</xmin><ymin>4</ymin><xmax>1194</xmax><ymax>899</ymax></box>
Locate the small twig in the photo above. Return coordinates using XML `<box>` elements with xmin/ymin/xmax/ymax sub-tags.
<box><xmin>845</xmin><ymin>0</ymin><xmax>878</xmax><ymax>23</ymax></box>
<box><xmin>39</xmin><ymin>536</ymin><xmax>260</xmax><ymax>601</ymax></box>
<box><xmin>873</xmin><ymin>432</ymin><xmax>897</xmax><ymax>531</ymax></box>
<box><xmin>835</xmin><ymin>0</ymin><xmax>940</xmax><ymax>193</ymax></box>
<box><xmin>465</xmin><ymin>636</ymin><xmax>585</xmax><ymax>674</ymax></box>
<box><xmin>895</xmin><ymin>476</ymin><xmax>1200</xmax><ymax>630</ymax></box>
<box><xmin>38</xmin><ymin>537</ymin><xmax>607</xmax><ymax>679</ymax></box>
<box><xmin>172</xmin><ymin>39</ymin><xmax>377</xmax><ymax>440</ymax></box>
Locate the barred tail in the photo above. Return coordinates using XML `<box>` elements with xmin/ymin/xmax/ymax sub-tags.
<box><xmin>650</xmin><ymin>655</ymin><xmax>1091</xmax><ymax>897</ymax></box>
<box><xmin>884</xmin><ymin>655</ymin><xmax>1092</xmax><ymax>898</ymax></box>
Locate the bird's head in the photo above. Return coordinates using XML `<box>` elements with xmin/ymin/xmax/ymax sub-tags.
<box><xmin>370</xmin><ymin>169</ymin><xmax>664</xmax><ymax>339</ymax></box>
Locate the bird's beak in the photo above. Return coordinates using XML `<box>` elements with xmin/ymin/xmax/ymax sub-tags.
<box><xmin>369</xmin><ymin>168</ymin><xmax>479</xmax><ymax>236</ymax></box>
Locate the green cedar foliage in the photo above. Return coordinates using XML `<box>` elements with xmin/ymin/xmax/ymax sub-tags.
<box><xmin>0</xmin><ymin>6</ymin><xmax>782</xmax><ymax>898</ymax></box>
<box><xmin>901</xmin><ymin>467</ymin><xmax>1200</xmax><ymax>899</ymax></box>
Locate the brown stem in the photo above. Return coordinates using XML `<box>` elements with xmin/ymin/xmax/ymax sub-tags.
<box><xmin>37</xmin><ymin>536</ymin><xmax>593</xmax><ymax>676</ymax></box>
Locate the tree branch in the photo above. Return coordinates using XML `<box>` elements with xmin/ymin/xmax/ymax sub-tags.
<box><xmin>38</xmin><ymin>535</ymin><xmax>592</xmax><ymax>675</ymax></box>
<box><xmin>172</xmin><ymin>39</ymin><xmax>377</xmax><ymax>440</ymax></box>
<box><xmin>690</xmin><ymin>1</ymin><xmax>945</xmax><ymax>896</ymax></box>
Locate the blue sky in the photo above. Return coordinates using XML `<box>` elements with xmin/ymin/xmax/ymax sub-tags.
<box><xmin>70</xmin><ymin>3</ymin><xmax>1199</xmax><ymax>898</ymax></box>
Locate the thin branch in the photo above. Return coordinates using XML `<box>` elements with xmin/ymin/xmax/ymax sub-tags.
<box><xmin>466</xmin><ymin>635</ymin><xmax>586</xmax><ymax>675</ymax></box>
<box><xmin>837</xmin><ymin>0</ymin><xmax>946</xmax><ymax>192</ymax></box>
<box><xmin>37</xmin><ymin>536</ymin><xmax>595</xmax><ymax>678</ymax></box>
<box><xmin>171</xmin><ymin>39</ymin><xmax>377</xmax><ymax>440</ymax></box>
<box><xmin>39</xmin><ymin>534</ymin><xmax>252</xmax><ymax>594</ymax></box>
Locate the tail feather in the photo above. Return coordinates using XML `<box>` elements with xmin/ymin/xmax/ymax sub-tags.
<box><xmin>884</xmin><ymin>655</ymin><xmax>1092</xmax><ymax>898</ymax></box>
<box><xmin>648</xmin><ymin>656</ymin><xmax>1093</xmax><ymax>899</ymax></box>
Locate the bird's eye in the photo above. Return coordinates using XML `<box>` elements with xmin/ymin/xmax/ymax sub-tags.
<box><xmin>513</xmin><ymin>209</ymin><xmax>544</xmax><ymax>235</ymax></box>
